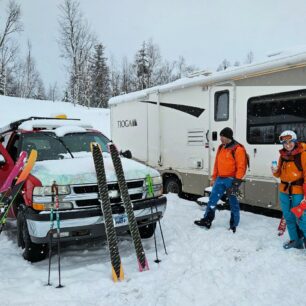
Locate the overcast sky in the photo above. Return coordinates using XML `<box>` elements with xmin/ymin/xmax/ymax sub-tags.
<box><xmin>2</xmin><ymin>0</ymin><xmax>306</xmax><ymax>92</ymax></box>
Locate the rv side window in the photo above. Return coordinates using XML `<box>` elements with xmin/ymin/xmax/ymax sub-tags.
<box><xmin>214</xmin><ymin>91</ymin><xmax>229</xmax><ymax>121</ymax></box>
<box><xmin>247</xmin><ymin>89</ymin><xmax>306</xmax><ymax>144</ymax></box>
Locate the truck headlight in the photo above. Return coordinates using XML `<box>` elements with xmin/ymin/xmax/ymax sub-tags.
<box><xmin>146</xmin><ymin>176</ymin><xmax>163</xmax><ymax>197</ymax></box>
<box><xmin>33</xmin><ymin>185</ymin><xmax>71</xmax><ymax>196</ymax></box>
<box><xmin>33</xmin><ymin>202</ymin><xmax>73</xmax><ymax>211</ymax></box>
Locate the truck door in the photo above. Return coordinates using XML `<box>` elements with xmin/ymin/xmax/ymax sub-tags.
<box><xmin>0</xmin><ymin>142</ymin><xmax>14</xmax><ymax>188</ymax></box>
<box><xmin>209</xmin><ymin>87</ymin><xmax>234</xmax><ymax>175</ymax></box>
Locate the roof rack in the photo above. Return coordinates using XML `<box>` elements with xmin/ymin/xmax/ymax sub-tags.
<box><xmin>0</xmin><ymin>116</ymin><xmax>80</xmax><ymax>134</ymax></box>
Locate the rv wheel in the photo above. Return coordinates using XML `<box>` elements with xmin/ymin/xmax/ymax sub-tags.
<box><xmin>164</xmin><ymin>176</ymin><xmax>181</xmax><ymax>195</ymax></box>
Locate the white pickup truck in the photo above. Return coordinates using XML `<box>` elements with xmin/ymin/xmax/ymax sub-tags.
<box><xmin>0</xmin><ymin>117</ymin><xmax>167</xmax><ymax>262</ymax></box>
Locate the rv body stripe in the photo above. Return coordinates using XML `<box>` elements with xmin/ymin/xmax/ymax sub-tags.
<box><xmin>139</xmin><ymin>100</ymin><xmax>205</xmax><ymax>118</ymax></box>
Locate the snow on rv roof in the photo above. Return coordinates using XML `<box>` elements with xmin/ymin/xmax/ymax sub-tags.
<box><xmin>19</xmin><ymin>119</ymin><xmax>93</xmax><ymax>131</ymax></box>
<box><xmin>109</xmin><ymin>45</ymin><xmax>306</xmax><ymax>105</ymax></box>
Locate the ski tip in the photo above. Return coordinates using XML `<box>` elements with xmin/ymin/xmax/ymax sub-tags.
<box><xmin>111</xmin><ymin>264</ymin><xmax>124</xmax><ymax>282</ymax></box>
<box><xmin>119</xmin><ymin>264</ymin><xmax>124</xmax><ymax>281</ymax></box>
<box><xmin>138</xmin><ymin>258</ymin><xmax>150</xmax><ymax>272</ymax></box>
<box><xmin>107</xmin><ymin>142</ymin><xmax>118</xmax><ymax>153</ymax></box>
<box><xmin>90</xmin><ymin>142</ymin><xmax>99</xmax><ymax>152</ymax></box>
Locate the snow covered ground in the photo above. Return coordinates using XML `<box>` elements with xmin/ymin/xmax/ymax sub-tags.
<box><xmin>1</xmin><ymin>194</ymin><xmax>306</xmax><ymax>306</ymax></box>
<box><xmin>1</xmin><ymin>96</ymin><xmax>306</xmax><ymax>305</ymax></box>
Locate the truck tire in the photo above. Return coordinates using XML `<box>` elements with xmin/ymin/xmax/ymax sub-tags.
<box><xmin>139</xmin><ymin>222</ymin><xmax>156</xmax><ymax>239</ymax></box>
<box><xmin>164</xmin><ymin>176</ymin><xmax>181</xmax><ymax>195</ymax></box>
<box><xmin>17</xmin><ymin>208</ymin><xmax>48</xmax><ymax>262</ymax></box>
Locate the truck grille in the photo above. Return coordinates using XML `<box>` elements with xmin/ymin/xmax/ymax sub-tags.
<box><xmin>73</xmin><ymin>180</ymin><xmax>144</xmax><ymax>193</ymax></box>
<box><xmin>72</xmin><ymin>180</ymin><xmax>144</xmax><ymax>208</ymax></box>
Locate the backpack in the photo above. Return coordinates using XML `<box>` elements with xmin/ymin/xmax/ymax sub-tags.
<box><xmin>217</xmin><ymin>142</ymin><xmax>250</xmax><ymax>170</ymax></box>
<box><xmin>280</xmin><ymin>154</ymin><xmax>303</xmax><ymax>171</ymax></box>
<box><xmin>279</xmin><ymin>142</ymin><xmax>306</xmax><ymax>172</ymax></box>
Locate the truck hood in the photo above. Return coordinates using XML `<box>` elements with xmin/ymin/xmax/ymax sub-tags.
<box><xmin>31</xmin><ymin>153</ymin><xmax>160</xmax><ymax>186</ymax></box>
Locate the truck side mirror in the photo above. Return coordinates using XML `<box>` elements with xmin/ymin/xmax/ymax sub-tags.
<box><xmin>121</xmin><ymin>150</ymin><xmax>132</xmax><ymax>159</ymax></box>
<box><xmin>0</xmin><ymin>136</ymin><xmax>4</xmax><ymax>143</ymax></box>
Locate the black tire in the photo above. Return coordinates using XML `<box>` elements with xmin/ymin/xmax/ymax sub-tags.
<box><xmin>17</xmin><ymin>207</ymin><xmax>48</xmax><ymax>262</ymax></box>
<box><xmin>164</xmin><ymin>176</ymin><xmax>181</xmax><ymax>195</ymax></box>
<box><xmin>139</xmin><ymin>222</ymin><xmax>156</xmax><ymax>239</ymax></box>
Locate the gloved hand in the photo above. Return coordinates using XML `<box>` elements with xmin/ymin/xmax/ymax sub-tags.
<box><xmin>291</xmin><ymin>200</ymin><xmax>306</xmax><ymax>218</ymax></box>
<box><xmin>226</xmin><ymin>178</ymin><xmax>242</xmax><ymax>197</ymax></box>
<box><xmin>232</xmin><ymin>178</ymin><xmax>242</xmax><ymax>193</ymax></box>
<box><xmin>291</xmin><ymin>183</ymin><xmax>306</xmax><ymax>218</ymax></box>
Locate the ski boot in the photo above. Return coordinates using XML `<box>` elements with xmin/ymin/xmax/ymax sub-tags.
<box><xmin>283</xmin><ymin>239</ymin><xmax>304</xmax><ymax>249</ymax></box>
<box><xmin>228</xmin><ymin>213</ymin><xmax>236</xmax><ymax>233</ymax></box>
<box><xmin>194</xmin><ymin>218</ymin><xmax>212</xmax><ymax>229</ymax></box>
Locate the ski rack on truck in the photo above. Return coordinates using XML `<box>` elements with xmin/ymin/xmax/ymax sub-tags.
<box><xmin>0</xmin><ymin>117</ymin><xmax>81</xmax><ymax>135</ymax></box>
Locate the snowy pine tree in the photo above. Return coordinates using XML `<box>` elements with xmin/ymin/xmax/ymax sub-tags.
<box><xmin>120</xmin><ymin>56</ymin><xmax>135</xmax><ymax>94</ymax></box>
<box><xmin>134</xmin><ymin>42</ymin><xmax>150</xmax><ymax>90</ymax></box>
<box><xmin>89</xmin><ymin>43</ymin><xmax>110</xmax><ymax>108</ymax></box>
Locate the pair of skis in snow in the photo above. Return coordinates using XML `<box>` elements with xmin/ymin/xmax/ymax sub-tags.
<box><xmin>91</xmin><ymin>142</ymin><xmax>149</xmax><ymax>282</ymax></box>
<box><xmin>0</xmin><ymin>150</ymin><xmax>37</xmax><ymax>234</ymax></box>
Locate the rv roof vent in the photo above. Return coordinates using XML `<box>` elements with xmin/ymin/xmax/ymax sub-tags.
<box><xmin>187</xmin><ymin>70</ymin><xmax>212</xmax><ymax>78</ymax></box>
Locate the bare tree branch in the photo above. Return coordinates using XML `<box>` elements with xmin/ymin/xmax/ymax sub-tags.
<box><xmin>0</xmin><ymin>0</ymin><xmax>22</xmax><ymax>49</ymax></box>
<box><xmin>58</xmin><ymin>0</ymin><xmax>96</xmax><ymax>104</ymax></box>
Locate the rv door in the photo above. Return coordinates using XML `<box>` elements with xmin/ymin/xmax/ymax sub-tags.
<box><xmin>209</xmin><ymin>87</ymin><xmax>234</xmax><ymax>175</ymax></box>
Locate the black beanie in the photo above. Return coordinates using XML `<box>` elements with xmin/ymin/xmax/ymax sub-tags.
<box><xmin>220</xmin><ymin>127</ymin><xmax>233</xmax><ymax>140</ymax></box>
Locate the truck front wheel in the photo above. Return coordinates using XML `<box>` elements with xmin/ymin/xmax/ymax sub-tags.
<box><xmin>17</xmin><ymin>207</ymin><xmax>48</xmax><ymax>262</ymax></box>
<box><xmin>139</xmin><ymin>222</ymin><xmax>156</xmax><ymax>238</ymax></box>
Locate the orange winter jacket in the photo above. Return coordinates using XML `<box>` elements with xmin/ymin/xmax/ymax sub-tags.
<box><xmin>273</xmin><ymin>142</ymin><xmax>306</xmax><ymax>194</ymax></box>
<box><xmin>212</xmin><ymin>141</ymin><xmax>247</xmax><ymax>181</ymax></box>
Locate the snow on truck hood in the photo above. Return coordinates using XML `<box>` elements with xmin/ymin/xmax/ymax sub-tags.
<box><xmin>31</xmin><ymin>153</ymin><xmax>160</xmax><ymax>186</ymax></box>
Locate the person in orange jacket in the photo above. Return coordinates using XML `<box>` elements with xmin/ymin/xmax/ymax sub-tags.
<box><xmin>194</xmin><ymin>127</ymin><xmax>247</xmax><ymax>232</ymax></box>
<box><xmin>272</xmin><ymin>130</ymin><xmax>306</xmax><ymax>249</ymax></box>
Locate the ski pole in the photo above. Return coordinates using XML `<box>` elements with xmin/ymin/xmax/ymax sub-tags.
<box><xmin>150</xmin><ymin>204</ymin><xmax>161</xmax><ymax>263</ymax></box>
<box><xmin>52</xmin><ymin>182</ymin><xmax>64</xmax><ymax>288</ymax></box>
<box><xmin>47</xmin><ymin>186</ymin><xmax>55</xmax><ymax>286</ymax></box>
<box><xmin>154</xmin><ymin>202</ymin><xmax>168</xmax><ymax>255</ymax></box>
<box><xmin>146</xmin><ymin>175</ymin><xmax>168</xmax><ymax>258</ymax></box>
<box><xmin>146</xmin><ymin>175</ymin><xmax>160</xmax><ymax>262</ymax></box>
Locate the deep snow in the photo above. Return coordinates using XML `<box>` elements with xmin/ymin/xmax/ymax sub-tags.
<box><xmin>0</xmin><ymin>96</ymin><xmax>110</xmax><ymax>138</ymax></box>
<box><xmin>1</xmin><ymin>194</ymin><xmax>306</xmax><ymax>306</ymax></box>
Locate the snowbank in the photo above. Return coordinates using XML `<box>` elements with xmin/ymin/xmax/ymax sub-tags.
<box><xmin>0</xmin><ymin>96</ymin><xmax>110</xmax><ymax>138</ymax></box>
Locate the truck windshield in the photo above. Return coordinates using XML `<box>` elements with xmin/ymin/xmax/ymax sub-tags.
<box><xmin>21</xmin><ymin>132</ymin><xmax>109</xmax><ymax>161</ymax></box>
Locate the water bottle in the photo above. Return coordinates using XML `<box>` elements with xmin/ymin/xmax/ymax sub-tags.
<box><xmin>272</xmin><ymin>160</ymin><xmax>278</xmax><ymax>171</ymax></box>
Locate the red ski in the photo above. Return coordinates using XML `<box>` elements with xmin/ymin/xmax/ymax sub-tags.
<box><xmin>0</xmin><ymin>150</ymin><xmax>37</xmax><ymax>233</ymax></box>
<box><xmin>0</xmin><ymin>151</ymin><xmax>27</xmax><ymax>193</ymax></box>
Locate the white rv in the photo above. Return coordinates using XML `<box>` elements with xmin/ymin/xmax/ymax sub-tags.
<box><xmin>109</xmin><ymin>48</ymin><xmax>306</xmax><ymax>210</ymax></box>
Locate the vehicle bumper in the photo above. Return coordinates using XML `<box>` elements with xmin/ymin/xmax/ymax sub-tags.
<box><xmin>26</xmin><ymin>196</ymin><xmax>167</xmax><ymax>244</ymax></box>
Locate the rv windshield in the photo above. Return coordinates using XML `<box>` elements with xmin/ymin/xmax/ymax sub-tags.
<box><xmin>21</xmin><ymin>132</ymin><xmax>109</xmax><ymax>161</ymax></box>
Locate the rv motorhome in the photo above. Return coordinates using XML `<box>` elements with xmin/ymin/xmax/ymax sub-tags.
<box><xmin>109</xmin><ymin>47</ymin><xmax>306</xmax><ymax>210</ymax></box>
